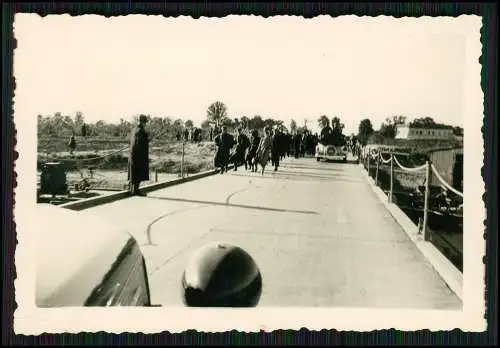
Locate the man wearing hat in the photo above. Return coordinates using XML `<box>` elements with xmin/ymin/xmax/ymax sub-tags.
<box><xmin>128</xmin><ymin>114</ymin><xmax>150</xmax><ymax>195</ymax></box>
<box><xmin>230</xmin><ymin>127</ymin><xmax>250</xmax><ymax>171</ymax></box>
<box><xmin>214</xmin><ymin>125</ymin><xmax>235</xmax><ymax>174</ymax></box>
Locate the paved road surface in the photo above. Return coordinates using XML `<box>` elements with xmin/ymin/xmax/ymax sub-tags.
<box><xmin>85</xmin><ymin>157</ymin><xmax>461</xmax><ymax>309</ymax></box>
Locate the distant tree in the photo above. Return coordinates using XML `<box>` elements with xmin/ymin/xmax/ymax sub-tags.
<box><xmin>392</xmin><ymin>115</ymin><xmax>407</xmax><ymax>126</ymax></box>
<box><xmin>318</xmin><ymin>115</ymin><xmax>330</xmax><ymax>129</ymax></box>
<box><xmin>172</xmin><ymin>119</ymin><xmax>184</xmax><ymax>136</ymax></box>
<box><xmin>185</xmin><ymin>120</ymin><xmax>194</xmax><ymax>129</ymax></box>
<box><xmin>220</xmin><ymin>116</ymin><xmax>233</xmax><ymax>127</ymax></box>
<box><xmin>331</xmin><ymin>116</ymin><xmax>346</xmax><ymax>146</ymax></box>
<box><xmin>263</xmin><ymin>118</ymin><xmax>276</xmax><ymax>128</ymax></box>
<box><xmin>297</xmin><ymin>125</ymin><xmax>308</xmax><ymax>134</ymax></box>
<box><xmin>367</xmin><ymin>131</ymin><xmax>388</xmax><ymax>144</ymax></box>
<box><xmin>81</xmin><ymin>123</ymin><xmax>87</xmax><ymax>137</ymax></box>
<box><xmin>200</xmin><ymin>119</ymin><xmax>211</xmax><ymax>129</ymax></box>
<box><xmin>357</xmin><ymin>118</ymin><xmax>374</xmax><ymax>145</ymax></box>
<box><xmin>249</xmin><ymin>115</ymin><xmax>265</xmax><ymax>130</ymax></box>
<box><xmin>206</xmin><ymin>101</ymin><xmax>228</xmax><ymax>128</ymax></box>
<box><xmin>331</xmin><ymin>117</ymin><xmax>344</xmax><ymax>132</ymax></box>
<box><xmin>240</xmin><ymin>116</ymin><xmax>250</xmax><ymax>130</ymax></box>
<box><xmin>290</xmin><ymin>119</ymin><xmax>298</xmax><ymax>134</ymax></box>
<box><xmin>379</xmin><ymin>117</ymin><xmax>397</xmax><ymax>139</ymax></box>
<box><xmin>410</xmin><ymin>117</ymin><xmax>443</xmax><ymax>128</ymax></box>
<box><xmin>37</xmin><ymin>114</ymin><xmax>51</xmax><ymax>135</ymax></box>
<box><xmin>452</xmin><ymin>126</ymin><xmax>464</xmax><ymax>136</ymax></box>
<box><xmin>74</xmin><ymin>111</ymin><xmax>84</xmax><ymax>132</ymax></box>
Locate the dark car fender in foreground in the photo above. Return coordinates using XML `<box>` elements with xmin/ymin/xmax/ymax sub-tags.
<box><xmin>36</xmin><ymin>204</ymin><xmax>151</xmax><ymax>307</ymax></box>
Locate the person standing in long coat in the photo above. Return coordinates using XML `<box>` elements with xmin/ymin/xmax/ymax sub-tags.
<box><xmin>128</xmin><ymin>115</ymin><xmax>150</xmax><ymax>196</ymax></box>
<box><xmin>214</xmin><ymin>125</ymin><xmax>235</xmax><ymax>174</ymax></box>
<box><xmin>256</xmin><ymin>127</ymin><xmax>272</xmax><ymax>175</ymax></box>
<box><xmin>319</xmin><ymin>122</ymin><xmax>333</xmax><ymax>146</ymax></box>
<box><xmin>271</xmin><ymin>127</ymin><xmax>281</xmax><ymax>171</ymax></box>
<box><xmin>230</xmin><ymin>128</ymin><xmax>250</xmax><ymax>171</ymax></box>
<box><xmin>68</xmin><ymin>134</ymin><xmax>76</xmax><ymax>155</ymax></box>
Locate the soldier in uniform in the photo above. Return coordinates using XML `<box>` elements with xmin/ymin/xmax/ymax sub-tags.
<box><xmin>68</xmin><ymin>133</ymin><xmax>76</xmax><ymax>155</ymax></box>
<box><xmin>214</xmin><ymin>125</ymin><xmax>235</xmax><ymax>174</ymax></box>
<box><xmin>278</xmin><ymin>127</ymin><xmax>287</xmax><ymax>161</ymax></box>
<box><xmin>256</xmin><ymin>127</ymin><xmax>272</xmax><ymax>175</ymax></box>
<box><xmin>128</xmin><ymin>115</ymin><xmax>150</xmax><ymax>196</ymax></box>
<box><xmin>231</xmin><ymin>128</ymin><xmax>250</xmax><ymax>171</ymax></box>
<box><xmin>246</xmin><ymin>130</ymin><xmax>261</xmax><ymax>172</ymax></box>
<box><xmin>271</xmin><ymin>126</ymin><xmax>281</xmax><ymax>171</ymax></box>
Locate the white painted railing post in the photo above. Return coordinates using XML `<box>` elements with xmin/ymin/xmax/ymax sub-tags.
<box><xmin>367</xmin><ymin>155</ymin><xmax>371</xmax><ymax>177</ymax></box>
<box><xmin>375</xmin><ymin>154</ymin><xmax>379</xmax><ymax>186</ymax></box>
<box><xmin>389</xmin><ymin>154</ymin><xmax>394</xmax><ymax>203</ymax></box>
<box><xmin>181</xmin><ymin>141</ymin><xmax>185</xmax><ymax>178</ymax></box>
<box><xmin>423</xmin><ymin>160</ymin><xmax>431</xmax><ymax>241</ymax></box>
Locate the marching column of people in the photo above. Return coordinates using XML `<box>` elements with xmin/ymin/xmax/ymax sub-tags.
<box><xmin>212</xmin><ymin>125</ymin><xmax>321</xmax><ymax>176</ymax></box>
<box><xmin>127</xmin><ymin>119</ymin><xmax>326</xmax><ymax>196</ymax></box>
<box><xmin>124</xmin><ymin>114</ymin><xmax>365</xmax><ymax>199</ymax></box>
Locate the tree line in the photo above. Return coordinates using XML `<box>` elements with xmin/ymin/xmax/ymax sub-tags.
<box><xmin>36</xmin><ymin>102</ymin><xmax>462</xmax><ymax>148</ymax></box>
<box><xmin>37</xmin><ymin>101</ymin><xmax>319</xmax><ymax>141</ymax></box>
<box><xmin>355</xmin><ymin>115</ymin><xmax>464</xmax><ymax>146</ymax></box>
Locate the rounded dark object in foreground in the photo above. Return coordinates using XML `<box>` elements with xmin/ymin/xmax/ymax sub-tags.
<box><xmin>181</xmin><ymin>242</ymin><xmax>262</xmax><ymax>307</ymax></box>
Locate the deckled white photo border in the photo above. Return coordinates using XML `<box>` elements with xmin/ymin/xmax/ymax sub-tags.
<box><xmin>12</xmin><ymin>14</ymin><xmax>486</xmax><ymax>334</ymax></box>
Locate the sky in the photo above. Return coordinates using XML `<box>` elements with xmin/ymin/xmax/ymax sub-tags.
<box><xmin>14</xmin><ymin>14</ymin><xmax>472</xmax><ymax>135</ymax></box>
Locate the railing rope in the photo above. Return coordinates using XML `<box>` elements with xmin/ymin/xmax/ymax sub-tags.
<box><xmin>430</xmin><ymin>164</ymin><xmax>464</xmax><ymax>198</ymax></box>
<box><xmin>52</xmin><ymin>145</ymin><xmax>130</xmax><ymax>163</ymax></box>
<box><xmin>379</xmin><ymin>153</ymin><xmax>392</xmax><ymax>164</ymax></box>
<box><xmin>393</xmin><ymin>156</ymin><xmax>427</xmax><ymax>172</ymax></box>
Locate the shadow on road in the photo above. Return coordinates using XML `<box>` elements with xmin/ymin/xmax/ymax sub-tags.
<box><xmin>229</xmin><ymin>170</ymin><xmax>364</xmax><ymax>183</ymax></box>
<box><xmin>145</xmin><ymin>195</ymin><xmax>319</xmax><ymax>215</ymax></box>
<box><xmin>279</xmin><ymin>163</ymin><xmax>347</xmax><ymax>172</ymax></box>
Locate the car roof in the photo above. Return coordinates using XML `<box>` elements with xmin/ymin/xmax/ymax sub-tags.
<box><xmin>36</xmin><ymin>204</ymin><xmax>135</xmax><ymax>307</ymax></box>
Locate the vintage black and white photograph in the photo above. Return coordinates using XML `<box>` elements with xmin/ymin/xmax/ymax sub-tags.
<box><xmin>14</xmin><ymin>14</ymin><xmax>485</xmax><ymax>333</ymax></box>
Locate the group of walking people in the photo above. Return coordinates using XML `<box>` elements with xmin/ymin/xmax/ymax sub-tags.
<box><xmin>214</xmin><ymin>125</ymin><xmax>293</xmax><ymax>176</ymax></box>
<box><xmin>126</xmin><ymin>115</ymin><xmax>325</xmax><ymax>196</ymax></box>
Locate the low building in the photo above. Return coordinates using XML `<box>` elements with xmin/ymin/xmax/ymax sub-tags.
<box><xmin>396</xmin><ymin>125</ymin><xmax>454</xmax><ymax>140</ymax></box>
<box><xmin>427</xmin><ymin>147</ymin><xmax>463</xmax><ymax>192</ymax></box>
<box><xmin>362</xmin><ymin>144</ymin><xmax>411</xmax><ymax>158</ymax></box>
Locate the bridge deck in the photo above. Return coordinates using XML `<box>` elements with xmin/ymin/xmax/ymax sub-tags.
<box><xmin>84</xmin><ymin>157</ymin><xmax>461</xmax><ymax>309</ymax></box>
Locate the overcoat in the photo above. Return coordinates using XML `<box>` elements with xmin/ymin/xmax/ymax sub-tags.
<box><xmin>231</xmin><ymin>133</ymin><xmax>250</xmax><ymax>165</ymax></box>
<box><xmin>319</xmin><ymin>126</ymin><xmax>333</xmax><ymax>146</ymax></box>
<box><xmin>128</xmin><ymin>125</ymin><xmax>150</xmax><ymax>182</ymax></box>
<box><xmin>271</xmin><ymin>132</ymin><xmax>281</xmax><ymax>163</ymax></box>
<box><xmin>246</xmin><ymin>135</ymin><xmax>261</xmax><ymax>163</ymax></box>
<box><xmin>256</xmin><ymin>135</ymin><xmax>272</xmax><ymax>167</ymax></box>
<box><xmin>214</xmin><ymin>133</ymin><xmax>235</xmax><ymax>168</ymax></box>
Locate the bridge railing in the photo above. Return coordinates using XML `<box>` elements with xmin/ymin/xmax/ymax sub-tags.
<box><xmin>37</xmin><ymin>136</ymin><xmax>217</xmax><ymax>203</ymax></box>
<box><xmin>360</xmin><ymin>150</ymin><xmax>463</xmax><ymax>272</ymax></box>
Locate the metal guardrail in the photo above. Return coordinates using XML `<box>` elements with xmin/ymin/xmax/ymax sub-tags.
<box><xmin>361</xmin><ymin>150</ymin><xmax>463</xmax><ymax>243</ymax></box>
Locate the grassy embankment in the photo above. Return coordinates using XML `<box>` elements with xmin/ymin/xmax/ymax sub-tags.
<box><xmin>37</xmin><ymin>136</ymin><xmax>216</xmax><ymax>190</ymax></box>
